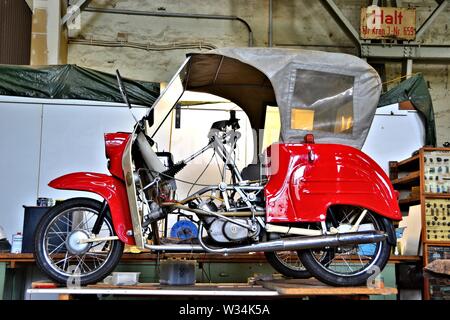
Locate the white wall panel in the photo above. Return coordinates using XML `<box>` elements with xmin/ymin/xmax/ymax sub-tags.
<box><xmin>38</xmin><ymin>104</ymin><xmax>146</xmax><ymax>201</ymax></box>
<box><xmin>0</xmin><ymin>103</ymin><xmax>42</xmax><ymax>238</ymax></box>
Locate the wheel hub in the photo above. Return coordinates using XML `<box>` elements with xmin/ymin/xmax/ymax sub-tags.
<box><xmin>66</xmin><ymin>230</ymin><xmax>91</xmax><ymax>255</ymax></box>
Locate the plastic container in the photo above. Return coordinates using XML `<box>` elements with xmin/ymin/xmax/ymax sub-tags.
<box><xmin>111</xmin><ymin>272</ymin><xmax>140</xmax><ymax>286</ymax></box>
<box><xmin>159</xmin><ymin>259</ymin><xmax>196</xmax><ymax>286</ymax></box>
<box><xmin>10</xmin><ymin>232</ymin><xmax>22</xmax><ymax>254</ymax></box>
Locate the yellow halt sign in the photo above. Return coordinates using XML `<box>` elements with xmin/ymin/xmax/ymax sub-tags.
<box><xmin>360</xmin><ymin>6</ymin><xmax>416</xmax><ymax>40</ymax></box>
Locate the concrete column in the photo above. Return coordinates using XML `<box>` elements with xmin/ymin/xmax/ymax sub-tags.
<box><xmin>401</xmin><ymin>59</ymin><xmax>413</xmax><ymax>79</ymax></box>
<box><xmin>30</xmin><ymin>0</ymin><xmax>67</xmax><ymax>65</ymax></box>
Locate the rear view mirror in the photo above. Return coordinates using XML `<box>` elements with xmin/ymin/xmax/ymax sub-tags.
<box><xmin>146</xmin><ymin>108</ymin><xmax>155</xmax><ymax>127</ymax></box>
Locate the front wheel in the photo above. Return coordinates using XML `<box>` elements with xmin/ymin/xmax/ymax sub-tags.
<box><xmin>34</xmin><ymin>198</ymin><xmax>124</xmax><ymax>285</ymax></box>
<box><xmin>298</xmin><ymin>206</ymin><xmax>392</xmax><ymax>287</ymax></box>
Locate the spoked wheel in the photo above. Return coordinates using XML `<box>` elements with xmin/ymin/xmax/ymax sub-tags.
<box><xmin>265</xmin><ymin>250</ymin><xmax>311</xmax><ymax>278</ymax></box>
<box><xmin>298</xmin><ymin>206</ymin><xmax>392</xmax><ymax>287</ymax></box>
<box><xmin>34</xmin><ymin>198</ymin><xmax>124</xmax><ymax>285</ymax></box>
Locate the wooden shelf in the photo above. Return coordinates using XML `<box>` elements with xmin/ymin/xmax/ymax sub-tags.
<box><xmin>424</xmin><ymin>193</ymin><xmax>450</xmax><ymax>199</ymax></box>
<box><xmin>398</xmin><ymin>195</ymin><xmax>421</xmax><ymax>206</ymax></box>
<box><xmin>395</xmin><ymin>154</ymin><xmax>420</xmax><ymax>171</ymax></box>
<box><xmin>392</xmin><ymin>171</ymin><xmax>420</xmax><ymax>186</ymax></box>
<box><xmin>423</xmin><ymin>241</ymin><xmax>450</xmax><ymax>246</ymax></box>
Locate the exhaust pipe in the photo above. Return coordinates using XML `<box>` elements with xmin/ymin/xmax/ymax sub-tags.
<box><xmin>198</xmin><ymin>228</ymin><xmax>387</xmax><ymax>254</ymax></box>
<box><xmin>144</xmin><ymin>228</ymin><xmax>387</xmax><ymax>254</ymax></box>
<box><xmin>145</xmin><ymin>243</ymin><xmax>204</xmax><ymax>252</ymax></box>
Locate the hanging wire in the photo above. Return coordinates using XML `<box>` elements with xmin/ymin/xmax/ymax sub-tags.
<box><xmin>214</xmin><ymin>152</ymin><xmax>224</xmax><ymax>180</ymax></box>
<box><xmin>148</xmin><ymin>169</ymin><xmax>214</xmax><ymax>187</ymax></box>
<box><xmin>187</xmin><ymin>151</ymin><xmax>216</xmax><ymax>196</ymax></box>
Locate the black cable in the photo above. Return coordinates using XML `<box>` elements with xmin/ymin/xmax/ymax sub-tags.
<box><xmin>148</xmin><ymin>169</ymin><xmax>216</xmax><ymax>187</ymax></box>
<box><xmin>187</xmin><ymin>151</ymin><xmax>216</xmax><ymax>196</ymax></box>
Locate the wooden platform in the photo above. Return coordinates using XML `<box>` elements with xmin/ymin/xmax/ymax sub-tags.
<box><xmin>0</xmin><ymin>252</ymin><xmax>422</xmax><ymax>267</ymax></box>
<box><xmin>256</xmin><ymin>278</ymin><xmax>397</xmax><ymax>296</ymax></box>
<box><xmin>27</xmin><ymin>278</ymin><xmax>397</xmax><ymax>300</ymax></box>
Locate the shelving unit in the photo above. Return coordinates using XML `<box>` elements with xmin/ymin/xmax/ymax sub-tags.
<box><xmin>389</xmin><ymin>147</ymin><xmax>450</xmax><ymax>300</ymax></box>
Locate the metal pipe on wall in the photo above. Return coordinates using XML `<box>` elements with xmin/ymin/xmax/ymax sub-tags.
<box><xmin>268</xmin><ymin>0</ymin><xmax>273</xmax><ymax>47</ymax></box>
<box><xmin>69</xmin><ymin>38</ymin><xmax>217</xmax><ymax>51</ymax></box>
<box><xmin>83</xmin><ymin>7</ymin><xmax>253</xmax><ymax>47</ymax></box>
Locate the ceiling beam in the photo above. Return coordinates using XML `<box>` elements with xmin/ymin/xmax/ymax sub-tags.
<box><xmin>320</xmin><ymin>0</ymin><xmax>361</xmax><ymax>53</ymax></box>
<box><xmin>361</xmin><ymin>43</ymin><xmax>450</xmax><ymax>60</ymax></box>
<box><xmin>416</xmin><ymin>0</ymin><xmax>449</xmax><ymax>40</ymax></box>
<box><xmin>25</xmin><ymin>0</ymin><xmax>33</xmax><ymax>10</ymax></box>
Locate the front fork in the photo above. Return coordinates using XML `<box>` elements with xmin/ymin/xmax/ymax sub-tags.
<box><xmin>92</xmin><ymin>200</ymin><xmax>108</xmax><ymax>235</ymax></box>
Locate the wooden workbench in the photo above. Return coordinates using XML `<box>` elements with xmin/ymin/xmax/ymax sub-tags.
<box><xmin>27</xmin><ymin>278</ymin><xmax>397</xmax><ymax>300</ymax></box>
<box><xmin>0</xmin><ymin>252</ymin><xmax>422</xmax><ymax>267</ymax></box>
<box><xmin>0</xmin><ymin>253</ymin><xmax>406</xmax><ymax>298</ymax></box>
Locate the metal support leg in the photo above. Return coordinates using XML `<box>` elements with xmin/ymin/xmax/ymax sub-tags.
<box><xmin>0</xmin><ymin>262</ymin><xmax>6</xmax><ymax>300</ymax></box>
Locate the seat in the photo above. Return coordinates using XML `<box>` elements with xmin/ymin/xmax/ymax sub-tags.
<box><xmin>241</xmin><ymin>163</ymin><xmax>262</xmax><ymax>181</ymax></box>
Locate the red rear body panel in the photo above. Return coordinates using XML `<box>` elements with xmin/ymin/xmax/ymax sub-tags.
<box><xmin>264</xmin><ymin>143</ymin><xmax>402</xmax><ymax>223</ymax></box>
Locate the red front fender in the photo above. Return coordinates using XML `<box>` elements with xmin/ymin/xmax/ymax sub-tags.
<box><xmin>49</xmin><ymin>172</ymin><xmax>135</xmax><ymax>245</ymax></box>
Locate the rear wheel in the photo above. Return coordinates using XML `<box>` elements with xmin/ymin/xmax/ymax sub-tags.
<box><xmin>298</xmin><ymin>206</ymin><xmax>392</xmax><ymax>287</ymax></box>
<box><xmin>265</xmin><ymin>250</ymin><xmax>311</xmax><ymax>278</ymax></box>
<box><xmin>34</xmin><ymin>198</ymin><xmax>124</xmax><ymax>285</ymax></box>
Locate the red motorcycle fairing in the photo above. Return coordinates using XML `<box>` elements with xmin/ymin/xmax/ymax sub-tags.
<box><xmin>48</xmin><ymin>172</ymin><xmax>135</xmax><ymax>245</ymax></box>
<box><xmin>264</xmin><ymin>143</ymin><xmax>402</xmax><ymax>223</ymax></box>
<box><xmin>104</xmin><ymin>132</ymin><xmax>130</xmax><ymax>180</ymax></box>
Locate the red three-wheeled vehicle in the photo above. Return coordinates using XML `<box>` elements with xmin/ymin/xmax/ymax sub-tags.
<box><xmin>34</xmin><ymin>48</ymin><xmax>401</xmax><ymax>287</ymax></box>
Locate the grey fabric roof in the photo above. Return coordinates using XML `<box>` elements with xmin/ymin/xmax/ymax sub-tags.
<box><xmin>186</xmin><ymin>48</ymin><xmax>382</xmax><ymax>149</ymax></box>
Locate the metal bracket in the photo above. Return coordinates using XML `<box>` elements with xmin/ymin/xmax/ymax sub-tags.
<box><xmin>61</xmin><ymin>0</ymin><xmax>92</xmax><ymax>26</ymax></box>
<box><xmin>78</xmin><ymin>236</ymin><xmax>119</xmax><ymax>244</ymax></box>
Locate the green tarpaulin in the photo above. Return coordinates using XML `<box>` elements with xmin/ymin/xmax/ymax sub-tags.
<box><xmin>378</xmin><ymin>73</ymin><xmax>436</xmax><ymax>147</ymax></box>
<box><xmin>0</xmin><ymin>64</ymin><xmax>160</xmax><ymax>107</ymax></box>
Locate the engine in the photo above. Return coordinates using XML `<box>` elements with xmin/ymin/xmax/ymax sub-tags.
<box><xmin>191</xmin><ymin>195</ymin><xmax>263</xmax><ymax>244</ymax></box>
<box><xmin>207</xmin><ymin>218</ymin><xmax>260</xmax><ymax>244</ymax></box>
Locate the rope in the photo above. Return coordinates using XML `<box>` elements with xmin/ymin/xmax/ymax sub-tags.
<box><xmin>381</xmin><ymin>73</ymin><xmax>419</xmax><ymax>86</ymax></box>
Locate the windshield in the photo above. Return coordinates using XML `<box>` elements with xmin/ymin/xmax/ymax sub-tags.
<box><xmin>145</xmin><ymin>57</ymin><xmax>191</xmax><ymax>120</ymax></box>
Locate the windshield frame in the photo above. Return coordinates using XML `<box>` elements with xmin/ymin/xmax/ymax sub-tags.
<box><xmin>145</xmin><ymin>57</ymin><xmax>191</xmax><ymax>121</ymax></box>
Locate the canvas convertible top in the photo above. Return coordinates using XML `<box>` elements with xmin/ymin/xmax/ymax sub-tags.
<box><xmin>185</xmin><ymin>48</ymin><xmax>382</xmax><ymax>149</ymax></box>
<box><xmin>184</xmin><ymin>48</ymin><xmax>436</xmax><ymax>149</ymax></box>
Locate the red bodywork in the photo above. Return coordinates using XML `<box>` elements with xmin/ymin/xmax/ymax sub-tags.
<box><xmin>48</xmin><ymin>133</ymin><xmax>135</xmax><ymax>245</ymax></box>
<box><xmin>49</xmin><ymin>132</ymin><xmax>401</xmax><ymax>246</ymax></box>
<box><xmin>104</xmin><ymin>133</ymin><xmax>130</xmax><ymax>180</ymax></box>
<box><xmin>264</xmin><ymin>143</ymin><xmax>402</xmax><ymax>223</ymax></box>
